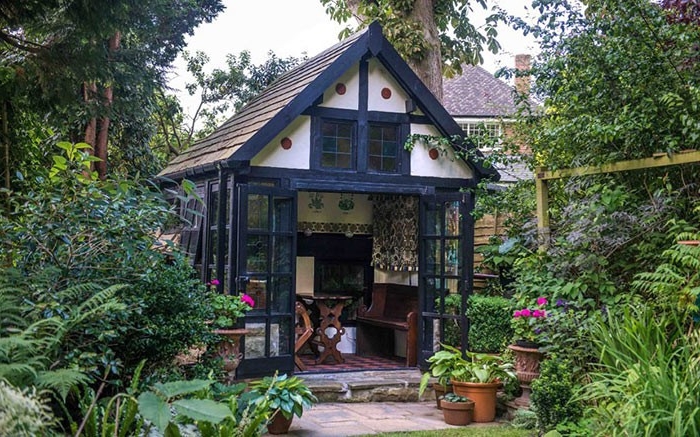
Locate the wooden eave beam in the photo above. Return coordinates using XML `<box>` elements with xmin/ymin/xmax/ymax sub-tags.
<box><xmin>536</xmin><ymin>150</ymin><xmax>700</xmax><ymax>181</ymax></box>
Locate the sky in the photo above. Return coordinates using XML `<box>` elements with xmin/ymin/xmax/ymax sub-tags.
<box><xmin>169</xmin><ymin>0</ymin><xmax>539</xmax><ymax>116</ymax></box>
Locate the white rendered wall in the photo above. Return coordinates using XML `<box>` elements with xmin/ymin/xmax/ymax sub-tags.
<box><xmin>368</xmin><ymin>59</ymin><xmax>410</xmax><ymax>113</ymax></box>
<box><xmin>320</xmin><ymin>64</ymin><xmax>359</xmax><ymax>110</ymax></box>
<box><xmin>409</xmin><ymin>124</ymin><xmax>474</xmax><ymax>179</ymax></box>
<box><xmin>252</xmin><ymin>116</ymin><xmax>311</xmax><ymax>169</ymax></box>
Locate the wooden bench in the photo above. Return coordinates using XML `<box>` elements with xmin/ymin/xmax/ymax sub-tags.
<box><xmin>356</xmin><ymin>283</ymin><xmax>418</xmax><ymax>367</ymax></box>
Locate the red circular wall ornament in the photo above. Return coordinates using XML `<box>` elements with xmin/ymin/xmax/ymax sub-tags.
<box><xmin>280</xmin><ymin>137</ymin><xmax>292</xmax><ymax>150</ymax></box>
<box><xmin>429</xmin><ymin>148</ymin><xmax>440</xmax><ymax>160</ymax></box>
<box><xmin>335</xmin><ymin>83</ymin><xmax>346</xmax><ymax>95</ymax></box>
<box><xmin>381</xmin><ymin>87</ymin><xmax>392</xmax><ymax>99</ymax></box>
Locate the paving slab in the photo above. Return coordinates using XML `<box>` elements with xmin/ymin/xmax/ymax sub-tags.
<box><xmin>265</xmin><ymin>401</ymin><xmax>457</xmax><ymax>436</ymax></box>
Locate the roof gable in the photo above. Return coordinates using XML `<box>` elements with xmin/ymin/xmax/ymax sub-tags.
<box><xmin>160</xmin><ymin>22</ymin><xmax>498</xmax><ymax>181</ymax></box>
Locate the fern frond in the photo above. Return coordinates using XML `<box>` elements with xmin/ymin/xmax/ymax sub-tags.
<box><xmin>36</xmin><ymin>368</ymin><xmax>91</xmax><ymax>402</ymax></box>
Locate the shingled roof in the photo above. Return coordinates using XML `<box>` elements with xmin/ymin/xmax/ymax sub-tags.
<box><xmin>442</xmin><ymin>65</ymin><xmax>517</xmax><ymax>118</ymax></box>
<box><xmin>160</xmin><ymin>22</ymin><xmax>499</xmax><ymax>181</ymax></box>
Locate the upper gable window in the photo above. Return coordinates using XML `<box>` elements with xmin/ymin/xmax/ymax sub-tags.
<box><xmin>321</xmin><ymin>121</ymin><xmax>354</xmax><ymax>169</ymax></box>
<box><xmin>368</xmin><ymin>124</ymin><xmax>399</xmax><ymax>173</ymax></box>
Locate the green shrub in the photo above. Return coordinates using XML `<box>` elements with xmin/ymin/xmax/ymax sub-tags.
<box><xmin>530</xmin><ymin>357</ymin><xmax>581</xmax><ymax>433</ymax></box>
<box><xmin>580</xmin><ymin>307</ymin><xmax>700</xmax><ymax>436</ymax></box>
<box><xmin>116</xmin><ymin>253</ymin><xmax>217</xmax><ymax>378</ymax></box>
<box><xmin>466</xmin><ymin>295</ymin><xmax>513</xmax><ymax>353</ymax></box>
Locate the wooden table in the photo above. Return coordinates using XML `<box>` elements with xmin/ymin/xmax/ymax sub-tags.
<box><xmin>304</xmin><ymin>295</ymin><xmax>353</xmax><ymax>365</ymax></box>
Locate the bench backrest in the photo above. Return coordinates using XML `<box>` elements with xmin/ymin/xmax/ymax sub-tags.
<box><xmin>364</xmin><ymin>283</ymin><xmax>418</xmax><ymax>319</ymax></box>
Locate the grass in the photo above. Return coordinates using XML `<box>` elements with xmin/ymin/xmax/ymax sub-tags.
<box><xmin>359</xmin><ymin>426</ymin><xmax>535</xmax><ymax>437</ymax></box>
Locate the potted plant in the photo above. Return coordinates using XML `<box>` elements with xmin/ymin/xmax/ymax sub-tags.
<box><xmin>440</xmin><ymin>392</ymin><xmax>475</xmax><ymax>426</ymax></box>
<box><xmin>451</xmin><ymin>352</ymin><xmax>516</xmax><ymax>423</ymax></box>
<box><xmin>208</xmin><ymin>282</ymin><xmax>255</xmax><ymax>381</ymax></box>
<box><xmin>250</xmin><ymin>373</ymin><xmax>318</xmax><ymax>435</ymax></box>
<box><xmin>418</xmin><ymin>344</ymin><xmax>464</xmax><ymax>409</ymax></box>
<box><xmin>511</xmin><ymin>295</ymin><xmax>548</xmax><ymax>348</ymax></box>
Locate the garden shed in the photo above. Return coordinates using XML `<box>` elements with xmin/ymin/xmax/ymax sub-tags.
<box><xmin>160</xmin><ymin>22</ymin><xmax>500</xmax><ymax>379</ymax></box>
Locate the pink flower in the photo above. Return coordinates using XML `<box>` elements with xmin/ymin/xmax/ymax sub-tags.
<box><xmin>533</xmin><ymin>309</ymin><xmax>545</xmax><ymax>318</ymax></box>
<box><xmin>537</xmin><ymin>297</ymin><xmax>548</xmax><ymax>306</ymax></box>
<box><xmin>521</xmin><ymin>308</ymin><xmax>532</xmax><ymax>317</ymax></box>
<box><xmin>210</xmin><ymin>279</ymin><xmax>220</xmax><ymax>286</ymax></box>
<box><xmin>513</xmin><ymin>310</ymin><xmax>522</xmax><ymax>317</ymax></box>
<box><xmin>241</xmin><ymin>294</ymin><xmax>255</xmax><ymax>307</ymax></box>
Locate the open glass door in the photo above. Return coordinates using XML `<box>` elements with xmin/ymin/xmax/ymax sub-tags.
<box><xmin>235</xmin><ymin>185</ymin><xmax>297</xmax><ymax>379</ymax></box>
<box><xmin>418</xmin><ymin>192</ymin><xmax>474</xmax><ymax>366</ymax></box>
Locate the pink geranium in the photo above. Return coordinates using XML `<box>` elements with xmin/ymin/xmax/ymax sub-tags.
<box><xmin>241</xmin><ymin>293</ymin><xmax>255</xmax><ymax>308</ymax></box>
<box><xmin>513</xmin><ymin>310</ymin><xmax>522</xmax><ymax>317</ymax></box>
<box><xmin>537</xmin><ymin>297</ymin><xmax>548</xmax><ymax>306</ymax></box>
<box><xmin>210</xmin><ymin>278</ymin><xmax>220</xmax><ymax>286</ymax></box>
<box><xmin>520</xmin><ymin>308</ymin><xmax>532</xmax><ymax>317</ymax></box>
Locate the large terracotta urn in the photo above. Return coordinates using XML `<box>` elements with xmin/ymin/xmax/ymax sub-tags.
<box><xmin>508</xmin><ymin>343</ymin><xmax>543</xmax><ymax>407</ymax></box>
<box><xmin>213</xmin><ymin>328</ymin><xmax>249</xmax><ymax>383</ymax></box>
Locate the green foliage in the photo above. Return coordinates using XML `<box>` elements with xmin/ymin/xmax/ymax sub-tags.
<box><xmin>0</xmin><ymin>0</ymin><xmax>225</xmax><ymax>180</ymax></box>
<box><xmin>579</xmin><ymin>307</ymin><xmax>700</xmax><ymax>436</ymax></box>
<box><xmin>466</xmin><ymin>295</ymin><xmax>513</xmax><ymax>353</ymax></box>
<box><xmin>210</xmin><ymin>292</ymin><xmax>254</xmax><ymax>329</ymax></box>
<box><xmin>422</xmin><ymin>345</ymin><xmax>515</xmax><ymax>386</ymax></box>
<box><xmin>250</xmin><ymin>373</ymin><xmax>318</xmax><ymax>420</ymax></box>
<box><xmin>0</xmin><ymin>381</ymin><xmax>55</xmax><ymax>436</ymax></box>
<box><xmin>632</xmin><ymin>233</ymin><xmax>700</xmax><ymax>320</ymax></box>
<box><xmin>320</xmin><ymin>0</ymin><xmax>502</xmax><ymax>70</ymax></box>
<box><xmin>441</xmin><ymin>392</ymin><xmax>471</xmax><ymax>403</ymax></box>
<box><xmin>451</xmin><ymin>351</ymin><xmax>515</xmax><ymax>384</ymax></box>
<box><xmin>510</xmin><ymin>408</ymin><xmax>537</xmax><ymax>430</ymax></box>
<box><xmin>419</xmin><ymin>344</ymin><xmax>467</xmax><ymax>395</ymax></box>
<box><xmin>530</xmin><ymin>357</ymin><xmax>581</xmax><ymax>434</ymax></box>
<box><xmin>0</xmin><ymin>270</ymin><xmax>127</xmax><ymax>392</ymax></box>
<box><xmin>115</xmin><ymin>254</ymin><xmax>217</xmax><ymax>378</ymax></box>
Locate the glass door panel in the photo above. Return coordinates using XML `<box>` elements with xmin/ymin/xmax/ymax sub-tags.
<box><xmin>236</xmin><ymin>185</ymin><xmax>297</xmax><ymax>379</ymax></box>
<box><xmin>418</xmin><ymin>193</ymin><xmax>473</xmax><ymax>366</ymax></box>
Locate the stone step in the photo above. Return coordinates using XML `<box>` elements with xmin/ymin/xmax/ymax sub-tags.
<box><xmin>299</xmin><ymin>369</ymin><xmax>436</xmax><ymax>403</ymax></box>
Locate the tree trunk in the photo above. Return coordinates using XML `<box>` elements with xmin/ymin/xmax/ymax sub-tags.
<box><xmin>346</xmin><ymin>0</ymin><xmax>444</xmax><ymax>101</ymax></box>
<box><xmin>94</xmin><ymin>31</ymin><xmax>121</xmax><ymax>180</ymax></box>
<box><xmin>84</xmin><ymin>83</ymin><xmax>97</xmax><ymax>148</ymax></box>
<box><xmin>410</xmin><ymin>0</ymin><xmax>443</xmax><ymax>102</ymax></box>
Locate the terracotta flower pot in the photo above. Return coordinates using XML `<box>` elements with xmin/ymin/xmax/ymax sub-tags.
<box><xmin>433</xmin><ymin>382</ymin><xmax>453</xmax><ymax>410</ymax></box>
<box><xmin>451</xmin><ymin>380</ymin><xmax>500</xmax><ymax>423</ymax></box>
<box><xmin>267</xmin><ymin>411</ymin><xmax>294</xmax><ymax>435</ymax></box>
<box><xmin>508</xmin><ymin>343</ymin><xmax>543</xmax><ymax>407</ymax></box>
<box><xmin>441</xmin><ymin>399</ymin><xmax>474</xmax><ymax>426</ymax></box>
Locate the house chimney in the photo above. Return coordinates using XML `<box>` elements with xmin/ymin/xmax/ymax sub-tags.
<box><xmin>514</xmin><ymin>54</ymin><xmax>531</xmax><ymax>95</ymax></box>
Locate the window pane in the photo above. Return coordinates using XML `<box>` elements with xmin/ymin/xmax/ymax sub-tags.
<box><xmin>320</xmin><ymin>121</ymin><xmax>354</xmax><ymax>169</ymax></box>
<box><xmin>247</xmin><ymin>194</ymin><xmax>268</xmax><ymax>231</ymax></box>
<box><xmin>368</xmin><ymin>124</ymin><xmax>399</xmax><ymax>173</ymax></box>
<box><xmin>336</xmin><ymin>154</ymin><xmax>351</xmax><ymax>168</ymax></box>
<box><xmin>246</xmin><ymin>235</ymin><xmax>268</xmax><ymax>272</ymax></box>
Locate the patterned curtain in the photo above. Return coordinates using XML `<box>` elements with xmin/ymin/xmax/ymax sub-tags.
<box><xmin>371</xmin><ymin>195</ymin><xmax>419</xmax><ymax>271</ymax></box>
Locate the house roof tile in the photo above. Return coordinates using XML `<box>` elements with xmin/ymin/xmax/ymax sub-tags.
<box><xmin>442</xmin><ymin>65</ymin><xmax>517</xmax><ymax>118</ymax></box>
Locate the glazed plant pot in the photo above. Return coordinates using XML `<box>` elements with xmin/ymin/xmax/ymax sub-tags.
<box><xmin>267</xmin><ymin>411</ymin><xmax>294</xmax><ymax>435</ymax></box>
<box><xmin>451</xmin><ymin>380</ymin><xmax>500</xmax><ymax>423</ymax></box>
<box><xmin>441</xmin><ymin>399</ymin><xmax>474</xmax><ymax>426</ymax></box>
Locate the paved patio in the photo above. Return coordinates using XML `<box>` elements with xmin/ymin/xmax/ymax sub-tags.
<box><xmin>270</xmin><ymin>401</ymin><xmax>504</xmax><ymax>436</ymax></box>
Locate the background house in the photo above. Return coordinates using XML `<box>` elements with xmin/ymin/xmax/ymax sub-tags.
<box><xmin>443</xmin><ymin>55</ymin><xmax>533</xmax><ymax>280</ymax></box>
